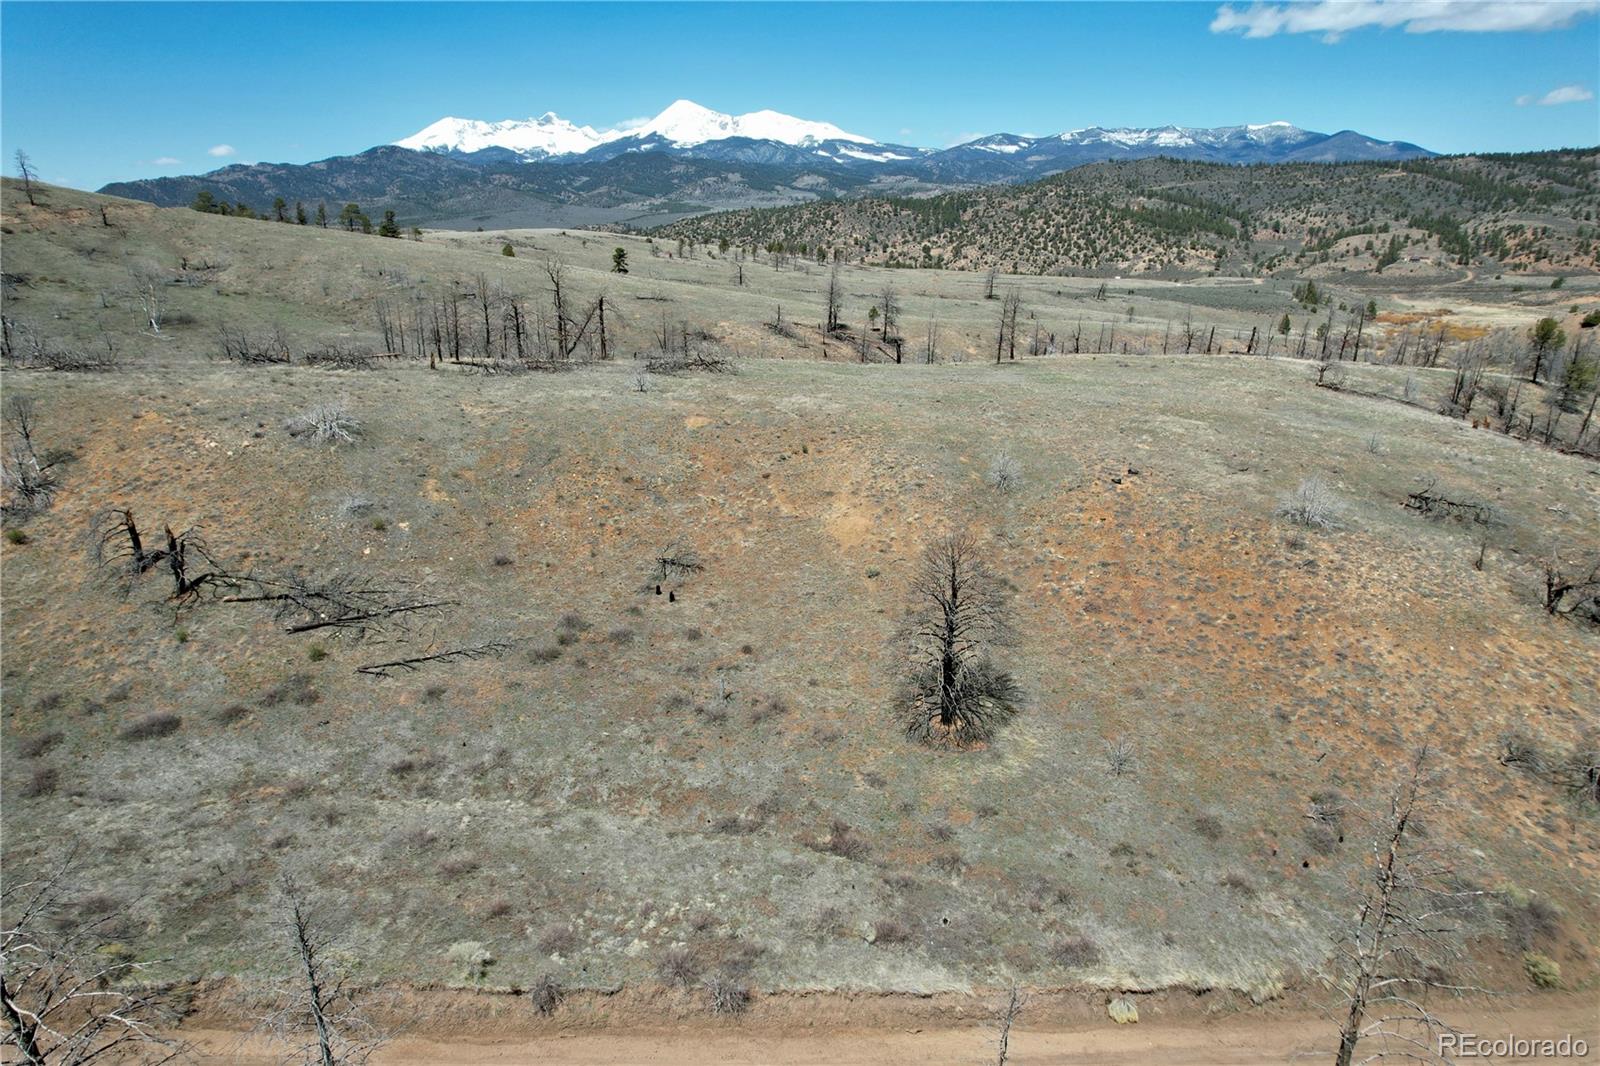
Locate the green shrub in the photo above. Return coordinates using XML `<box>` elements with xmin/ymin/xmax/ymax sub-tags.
<box><xmin>1523</xmin><ymin>952</ymin><xmax>1561</xmax><ymax>988</ymax></box>
<box><xmin>4</xmin><ymin>528</ymin><xmax>28</xmax><ymax>545</ymax></box>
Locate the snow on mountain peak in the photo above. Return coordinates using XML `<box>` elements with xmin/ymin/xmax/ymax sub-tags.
<box><xmin>397</xmin><ymin>99</ymin><xmax>872</xmax><ymax>159</ymax></box>
<box><xmin>629</xmin><ymin>99</ymin><xmax>873</xmax><ymax>147</ymax></box>
<box><xmin>396</xmin><ymin>113</ymin><xmax>610</xmax><ymax>157</ymax></box>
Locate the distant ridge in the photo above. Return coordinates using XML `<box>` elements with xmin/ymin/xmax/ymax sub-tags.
<box><xmin>99</xmin><ymin>99</ymin><xmax>1436</xmax><ymax>229</ymax></box>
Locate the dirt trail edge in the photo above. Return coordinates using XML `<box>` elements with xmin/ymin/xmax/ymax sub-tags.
<box><xmin>182</xmin><ymin>992</ymin><xmax>1597</xmax><ymax>1065</ymax></box>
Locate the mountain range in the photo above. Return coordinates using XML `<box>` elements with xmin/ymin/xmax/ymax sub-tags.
<box><xmin>99</xmin><ymin>99</ymin><xmax>1435</xmax><ymax>229</ymax></box>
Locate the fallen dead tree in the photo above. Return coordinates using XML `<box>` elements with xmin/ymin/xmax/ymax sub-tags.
<box><xmin>1</xmin><ymin>317</ymin><xmax>121</xmax><ymax>372</ymax></box>
<box><xmin>220</xmin><ymin>573</ymin><xmax>450</xmax><ymax>638</ymax></box>
<box><xmin>1403</xmin><ymin>477</ymin><xmax>1497</xmax><ymax>526</ymax></box>
<box><xmin>645</xmin><ymin>347</ymin><xmax>734</xmax><ymax>374</ymax></box>
<box><xmin>303</xmin><ymin>343</ymin><xmax>392</xmax><ymax>371</ymax></box>
<box><xmin>216</xmin><ymin>324</ymin><xmax>293</xmax><ymax>365</ymax></box>
<box><xmin>355</xmin><ymin>641</ymin><xmax>511</xmax><ymax>677</ymax></box>
<box><xmin>90</xmin><ymin>507</ymin><xmax>512</xmax><ymax>677</ymax></box>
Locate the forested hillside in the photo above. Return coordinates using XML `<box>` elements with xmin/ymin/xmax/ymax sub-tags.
<box><xmin>657</xmin><ymin>150</ymin><xmax>1600</xmax><ymax>278</ymax></box>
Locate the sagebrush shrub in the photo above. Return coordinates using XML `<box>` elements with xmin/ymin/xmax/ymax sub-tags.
<box><xmin>1276</xmin><ymin>476</ymin><xmax>1342</xmax><ymax>529</ymax></box>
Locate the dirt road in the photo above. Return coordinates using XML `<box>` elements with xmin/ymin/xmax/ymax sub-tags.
<box><xmin>185</xmin><ymin>994</ymin><xmax>1597</xmax><ymax>1065</ymax></box>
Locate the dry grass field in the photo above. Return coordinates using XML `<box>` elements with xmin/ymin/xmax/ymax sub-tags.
<box><xmin>1</xmin><ymin>181</ymin><xmax>1596</xmax><ymax>1056</ymax></box>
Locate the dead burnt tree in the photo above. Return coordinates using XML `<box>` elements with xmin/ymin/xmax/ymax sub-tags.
<box><xmin>470</xmin><ymin>272</ymin><xmax>495</xmax><ymax>360</ymax></box>
<box><xmin>823</xmin><ymin>261</ymin><xmax>843</xmax><ymax>333</ymax></box>
<box><xmin>1326</xmin><ymin>748</ymin><xmax>1486</xmax><ymax>1066</ymax></box>
<box><xmin>994</xmin><ymin>290</ymin><xmax>1022</xmax><ymax>363</ymax></box>
<box><xmin>1441</xmin><ymin>341</ymin><xmax>1488</xmax><ymax>419</ymax></box>
<box><xmin>217</xmin><ymin>324</ymin><xmax>292</xmax><ymax>365</ymax></box>
<box><xmin>645</xmin><ymin>543</ymin><xmax>703</xmax><ymax>594</ymax></box>
<box><xmin>2</xmin><ymin>856</ymin><xmax>187</xmax><ymax>1065</ymax></box>
<box><xmin>92</xmin><ymin>509</ymin><xmax>232</xmax><ymax>605</ymax></box>
<box><xmin>879</xmin><ymin>284</ymin><xmax>901</xmax><ymax>362</ymax></box>
<box><xmin>1541</xmin><ymin>554</ymin><xmax>1600</xmax><ymax>622</ymax></box>
<box><xmin>546</xmin><ymin>261</ymin><xmax>572</xmax><ymax>360</ymax></box>
<box><xmin>1</xmin><ymin>395</ymin><xmax>62</xmax><ymax>521</ymax></box>
<box><xmin>261</xmin><ymin>874</ymin><xmax>385</xmax><ymax>1066</ymax></box>
<box><xmin>992</xmin><ymin>984</ymin><xmax>1024</xmax><ymax>1066</ymax></box>
<box><xmin>503</xmin><ymin>292</ymin><xmax>529</xmax><ymax>362</ymax></box>
<box><xmin>130</xmin><ymin>268</ymin><xmax>167</xmax><ymax>336</ymax></box>
<box><xmin>899</xmin><ymin>531</ymin><xmax>1022</xmax><ymax>747</ymax></box>
<box><xmin>14</xmin><ymin>149</ymin><xmax>37</xmax><ymax>206</ymax></box>
<box><xmin>372</xmin><ymin>299</ymin><xmax>398</xmax><ymax>354</ymax></box>
<box><xmin>1180</xmin><ymin>318</ymin><xmax>1199</xmax><ymax>355</ymax></box>
<box><xmin>1313</xmin><ymin>361</ymin><xmax>1346</xmax><ymax>389</ymax></box>
<box><xmin>2</xmin><ymin>321</ymin><xmax>120</xmax><ymax>373</ymax></box>
<box><xmin>541</xmin><ymin>262</ymin><xmax>603</xmax><ymax>366</ymax></box>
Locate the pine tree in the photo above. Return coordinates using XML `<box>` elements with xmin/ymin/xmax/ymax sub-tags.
<box><xmin>379</xmin><ymin>210</ymin><xmax>400</xmax><ymax>238</ymax></box>
<box><xmin>191</xmin><ymin>190</ymin><xmax>217</xmax><ymax>214</ymax></box>
<box><xmin>501</xmin><ymin>242</ymin><xmax>515</xmax><ymax>257</ymax></box>
<box><xmin>612</xmin><ymin>247</ymin><xmax>629</xmax><ymax>274</ymax></box>
<box><xmin>338</xmin><ymin>203</ymin><xmax>362</xmax><ymax>232</ymax></box>
<box><xmin>273</xmin><ymin>197</ymin><xmax>288</xmax><ymax>223</ymax></box>
<box><xmin>295</xmin><ymin>201</ymin><xmax>308</xmax><ymax>225</ymax></box>
<box><xmin>315</xmin><ymin>202</ymin><xmax>328</xmax><ymax>228</ymax></box>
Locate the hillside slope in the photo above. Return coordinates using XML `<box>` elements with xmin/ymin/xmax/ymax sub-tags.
<box><xmin>1</xmin><ymin>184</ymin><xmax>1596</xmax><ymax>1005</ymax></box>
<box><xmin>658</xmin><ymin>151</ymin><xmax>1600</xmax><ymax>278</ymax></box>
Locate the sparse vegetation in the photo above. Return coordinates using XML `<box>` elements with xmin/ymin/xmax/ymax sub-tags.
<box><xmin>1276</xmin><ymin>476</ymin><xmax>1341</xmax><ymax>529</ymax></box>
<box><xmin>286</xmin><ymin>396</ymin><xmax>361</xmax><ymax>445</ymax></box>
<box><xmin>118</xmin><ymin>712</ymin><xmax>181</xmax><ymax>741</ymax></box>
<box><xmin>0</xmin><ymin>171</ymin><xmax>1595</xmax><ymax>1051</ymax></box>
<box><xmin>703</xmin><ymin>973</ymin><xmax>751</xmax><ymax>1015</ymax></box>
<box><xmin>985</xmin><ymin>451</ymin><xmax>1021</xmax><ymax>494</ymax></box>
<box><xmin>1050</xmin><ymin>934</ymin><xmax>1102</xmax><ymax>969</ymax></box>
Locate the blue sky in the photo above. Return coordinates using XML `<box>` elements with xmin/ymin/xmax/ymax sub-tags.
<box><xmin>3</xmin><ymin>1</ymin><xmax>1597</xmax><ymax>191</ymax></box>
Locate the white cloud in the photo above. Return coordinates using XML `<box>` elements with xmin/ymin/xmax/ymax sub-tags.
<box><xmin>1516</xmin><ymin>84</ymin><xmax>1595</xmax><ymax>106</ymax></box>
<box><xmin>1212</xmin><ymin>1</ymin><xmax>1598</xmax><ymax>42</ymax></box>
<box><xmin>151</xmin><ymin>156</ymin><xmax>181</xmax><ymax>166</ymax></box>
<box><xmin>898</xmin><ymin>127</ymin><xmax>913</xmax><ymax>138</ymax></box>
<box><xmin>207</xmin><ymin>144</ymin><xmax>236</xmax><ymax>157</ymax></box>
<box><xmin>944</xmin><ymin>131</ymin><xmax>987</xmax><ymax>147</ymax></box>
<box><xmin>611</xmin><ymin>116</ymin><xmax>651</xmax><ymax>132</ymax></box>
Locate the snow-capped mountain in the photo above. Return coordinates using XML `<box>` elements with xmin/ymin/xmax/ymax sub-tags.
<box><xmin>397</xmin><ymin>113</ymin><xmax>613</xmax><ymax>160</ymax></box>
<box><xmin>393</xmin><ymin>101</ymin><xmax>1430</xmax><ymax>177</ymax></box>
<box><xmin>397</xmin><ymin>99</ymin><xmax>876</xmax><ymax>162</ymax></box>
<box><xmin>620</xmin><ymin>99</ymin><xmax>873</xmax><ymax>148</ymax></box>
